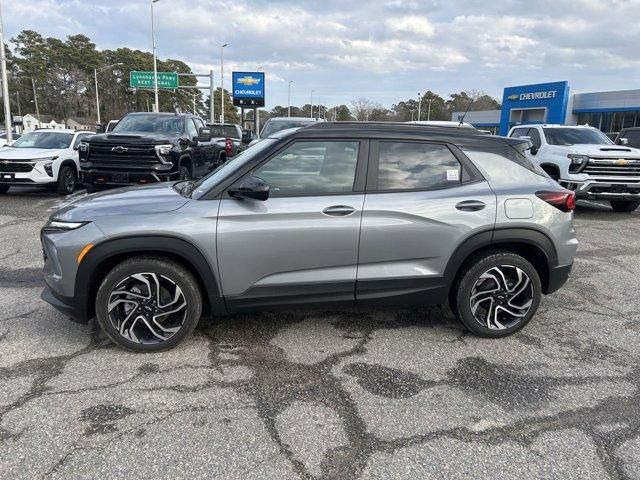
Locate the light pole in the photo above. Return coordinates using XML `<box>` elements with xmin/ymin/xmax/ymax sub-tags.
<box><xmin>310</xmin><ymin>89</ymin><xmax>315</xmax><ymax>119</ymax></box>
<box><xmin>151</xmin><ymin>0</ymin><xmax>160</xmax><ymax>112</ymax></box>
<box><xmin>287</xmin><ymin>81</ymin><xmax>293</xmax><ymax>117</ymax></box>
<box><xmin>417</xmin><ymin>93</ymin><xmax>422</xmax><ymax>122</ymax></box>
<box><xmin>220</xmin><ymin>43</ymin><xmax>227</xmax><ymax>123</ymax></box>
<box><xmin>31</xmin><ymin>78</ymin><xmax>40</xmax><ymax>123</ymax></box>
<box><xmin>94</xmin><ymin>63</ymin><xmax>122</xmax><ymax>124</ymax></box>
<box><xmin>0</xmin><ymin>0</ymin><xmax>12</xmax><ymax>142</ymax></box>
<box><xmin>427</xmin><ymin>98</ymin><xmax>434</xmax><ymax>122</ymax></box>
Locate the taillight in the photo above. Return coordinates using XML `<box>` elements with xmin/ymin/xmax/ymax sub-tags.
<box><xmin>536</xmin><ymin>190</ymin><xmax>576</xmax><ymax>212</ymax></box>
<box><xmin>225</xmin><ymin>138</ymin><xmax>233</xmax><ymax>156</ymax></box>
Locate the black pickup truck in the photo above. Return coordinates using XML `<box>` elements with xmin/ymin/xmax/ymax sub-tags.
<box><xmin>79</xmin><ymin>112</ymin><xmax>225</xmax><ymax>191</ymax></box>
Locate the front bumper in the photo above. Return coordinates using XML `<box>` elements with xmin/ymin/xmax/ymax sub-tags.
<box><xmin>41</xmin><ymin>285</ymin><xmax>88</xmax><ymax>323</ymax></box>
<box><xmin>80</xmin><ymin>168</ymin><xmax>179</xmax><ymax>187</ymax></box>
<box><xmin>560</xmin><ymin>178</ymin><xmax>640</xmax><ymax>201</ymax></box>
<box><xmin>0</xmin><ymin>161</ymin><xmax>56</xmax><ymax>185</ymax></box>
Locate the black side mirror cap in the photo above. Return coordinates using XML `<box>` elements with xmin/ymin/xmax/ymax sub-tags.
<box><xmin>198</xmin><ymin>127</ymin><xmax>212</xmax><ymax>142</ymax></box>
<box><xmin>241</xmin><ymin>129</ymin><xmax>252</xmax><ymax>144</ymax></box>
<box><xmin>228</xmin><ymin>176</ymin><xmax>269</xmax><ymax>201</ymax></box>
<box><xmin>530</xmin><ymin>145</ymin><xmax>538</xmax><ymax>155</ymax></box>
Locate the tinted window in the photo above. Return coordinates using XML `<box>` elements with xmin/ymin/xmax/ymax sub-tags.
<box><xmin>254</xmin><ymin>141</ymin><xmax>359</xmax><ymax>196</ymax></box>
<box><xmin>377</xmin><ymin>142</ymin><xmax>462</xmax><ymax>191</ymax></box>
<box><xmin>543</xmin><ymin>127</ymin><xmax>612</xmax><ymax>146</ymax></box>
<box><xmin>112</xmin><ymin>114</ymin><xmax>185</xmax><ymax>135</ymax></box>
<box><xmin>193</xmin><ymin>118</ymin><xmax>205</xmax><ymax>131</ymax></box>
<box><xmin>621</xmin><ymin>130</ymin><xmax>640</xmax><ymax>148</ymax></box>
<box><xmin>510</xmin><ymin>128</ymin><xmax>530</xmax><ymax>139</ymax></box>
<box><xmin>210</xmin><ymin>125</ymin><xmax>240</xmax><ymax>138</ymax></box>
<box><xmin>11</xmin><ymin>131</ymin><xmax>73</xmax><ymax>149</ymax></box>
<box><xmin>261</xmin><ymin>119</ymin><xmax>316</xmax><ymax>137</ymax></box>
<box><xmin>528</xmin><ymin>128</ymin><xmax>542</xmax><ymax>148</ymax></box>
<box><xmin>186</xmin><ymin>119</ymin><xmax>199</xmax><ymax>139</ymax></box>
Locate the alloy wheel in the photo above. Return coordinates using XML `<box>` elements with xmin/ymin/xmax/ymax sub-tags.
<box><xmin>107</xmin><ymin>272</ymin><xmax>188</xmax><ymax>344</ymax></box>
<box><xmin>469</xmin><ymin>265</ymin><xmax>534</xmax><ymax>330</ymax></box>
<box><xmin>64</xmin><ymin>169</ymin><xmax>76</xmax><ymax>193</ymax></box>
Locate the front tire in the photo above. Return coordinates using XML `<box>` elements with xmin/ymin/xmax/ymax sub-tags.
<box><xmin>610</xmin><ymin>200</ymin><xmax>639</xmax><ymax>213</ymax></box>
<box><xmin>0</xmin><ymin>185</ymin><xmax>9</xmax><ymax>194</ymax></box>
<box><xmin>451</xmin><ymin>251</ymin><xmax>542</xmax><ymax>337</ymax></box>
<box><xmin>56</xmin><ymin>165</ymin><xmax>77</xmax><ymax>196</ymax></box>
<box><xmin>95</xmin><ymin>257</ymin><xmax>203</xmax><ymax>352</ymax></box>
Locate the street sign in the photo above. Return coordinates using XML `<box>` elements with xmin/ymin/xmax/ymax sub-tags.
<box><xmin>232</xmin><ymin>71</ymin><xmax>265</xmax><ymax>107</ymax></box>
<box><xmin>130</xmin><ymin>71</ymin><xmax>179</xmax><ymax>89</ymax></box>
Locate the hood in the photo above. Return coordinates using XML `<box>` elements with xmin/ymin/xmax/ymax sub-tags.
<box><xmin>0</xmin><ymin>147</ymin><xmax>67</xmax><ymax>161</ymax></box>
<box><xmin>87</xmin><ymin>132</ymin><xmax>178</xmax><ymax>145</ymax></box>
<box><xmin>554</xmin><ymin>144</ymin><xmax>640</xmax><ymax>158</ymax></box>
<box><xmin>52</xmin><ymin>183</ymin><xmax>190</xmax><ymax>222</ymax></box>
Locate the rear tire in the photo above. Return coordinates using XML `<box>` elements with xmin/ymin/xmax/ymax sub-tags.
<box><xmin>95</xmin><ymin>257</ymin><xmax>202</xmax><ymax>352</ymax></box>
<box><xmin>0</xmin><ymin>185</ymin><xmax>9</xmax><ymax>194</ymax></box>
<box><xmin>56</xmin><ymin>165</ymin><xmax>77</xmax><ymax>196</ymax></box>
<box><xmin>610</xmin><ymin>201</ymin><xmax>639</xmax><ymax>213</ymax></box>
<box><xmin>451</xmin><ymin>251</ymin><xmax>542</xmax><ymax>337</ymax></box>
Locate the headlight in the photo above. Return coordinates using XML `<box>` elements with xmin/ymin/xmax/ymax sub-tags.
<box><xmin>567</xmin><ymin>154</ymin><xmax>588</xmax><ymax>173</ymax></box>
<box><xmin>43</xmin><ymin>220</ymin><xmax>89</xmax><ymax>232</ymax></box>
<box><xmin>79</xmin><ymin>142</ymin><xmax>89</xmax><ymax>152</ymax></box>
<box><xmin>155</xmin><ymin>144</ymin><xmax>173</xmax><ymax>156</ymax></box>
<box><xmin>33</xmin><ymin>156</ymin><xmax>59</xmax><ymax>163</ymax></box>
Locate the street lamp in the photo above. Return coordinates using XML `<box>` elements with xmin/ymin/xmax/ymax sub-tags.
<box><xmin>417</xmin><ymin>92</ymin><xmax>422</xmax><ymax>122</ymax></box>
<box><xmin>426</xmin><ymin>98</ymin><xmax>435</xmax><ymax>122</ymax></box>
<box><xmin>0</xmin><ymin>0</ymin><xmax>12</xmax><ymax>142</ymax></box>
<box><xmin>287</xmin><ymin>81</ymin><xmax>293</xmax><ymax>118</ymax></box>
<box><xmin>94</xmin><ymin>63</ymin><xmax>123</xmax><ymax>124</ymax></box>
<box><xmin>310</xmin><ymin>89</ymin><xmax>315</xmax><ymax>119</ymax></box>
<box><xmin>220</xmin><ymin>43</ymin><xmax>227</xmax><ymax>123</ymax></box>
<box><xmin>150</xmin><ymin>0</ymin><xmax>160</xmax><ymax>112</ymax></box>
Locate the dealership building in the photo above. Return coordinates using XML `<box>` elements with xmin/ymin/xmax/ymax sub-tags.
<box><xmin>452</xmin><ymin>81</ymin><xmax>640</xmax><ymax>137</ymax></box>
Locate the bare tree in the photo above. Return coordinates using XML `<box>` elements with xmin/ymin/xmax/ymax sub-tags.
<box><xmin>350</xmin><ymin>97</ymin><xmax>376</xmax><ymax>121</ymax></box>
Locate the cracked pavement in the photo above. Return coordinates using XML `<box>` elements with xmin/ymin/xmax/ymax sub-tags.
<box><xmin>0</xmin><ymin>187</ymin><xmax>639</xmax><ymax>479</ymax></box>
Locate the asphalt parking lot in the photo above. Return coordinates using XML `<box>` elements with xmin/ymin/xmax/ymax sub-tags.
<box><xmin>0</xmin><ymin>186</ymin><xmax>639</xmax><ymax>479</ymax></box>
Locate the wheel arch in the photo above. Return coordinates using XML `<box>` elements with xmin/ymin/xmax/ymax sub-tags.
<box><xmin>75</xmin><ymin>235</ymin><xmax>225</xmax><ymax>320</ymax></box>
<box><xmin>58</xmin><ymin>159</ymin><xmax>78</xmax><ymax>175</ymax></box>
<box><xmin>178</xmin><ymin>155</ymin><xmax>192</xmax><ymax>175</ymax></box>
<box><xmin>444</xmin><ymin>228</ymin><xmax>558</xmax><ymax>297</ymax></box>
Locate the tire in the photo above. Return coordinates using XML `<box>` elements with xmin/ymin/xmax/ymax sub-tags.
<box><xmin>0</xmin><ymin>185</ymin><xmax>9</xmax><ymax>194</ymax></box>
<box><xmin>610</xmin><ymin>201</ymin><xmax>640</xmax><ymax>213</ymax></box>
<box><xmin>95</xmin><ymin>256</ymin><xmax>203</xmax><ymax>352</ymax></box>
<box><xmin>451</xmin><ymin>251</ymin><xmax>542</xmax><ymax>337</ymax></box>
<box><xmin>179</xmin><ymin>165</ymin><xmax>192</xmax><ymax>180</ymax></box>
<box><xmin>56</xmin><ymin>165</ymin><xmax>77</xmax><ymax>196</ymax></box>
<box><xmin>84</xmin><ymin>184</ymin><xmax>102</xmax><ymax>194</ymax></box>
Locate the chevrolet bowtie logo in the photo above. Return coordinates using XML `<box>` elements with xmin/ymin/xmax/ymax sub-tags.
<box><xmin>237</xmin><ymin>76</ymin><xmax>260</xmax><ymax>86</ymax></box>
<box><xmin>615</xmin><ymin>159</ymin><xmax>629</xmax><ymax>166</ymax></box>
<box><xmin>112</xmin><ymin>146</ymin><xmax>128</xmax><ymax>153</ymax></box>
<box><xmin>507</xmin><ymin>94</ymin><xmax>519</xmax><ymax>101</ymax></box>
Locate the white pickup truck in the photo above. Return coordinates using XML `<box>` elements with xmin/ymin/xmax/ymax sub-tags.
<box><xmin>508</xmin><ymin>124</ymin><xmax>640</xmax><ymax>212</ymax></box>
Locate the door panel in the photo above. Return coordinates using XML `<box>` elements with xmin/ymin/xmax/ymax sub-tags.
<box><xmin>356</xmin><ymin>181</ymin><xmax>496</xmax><ymax>301</ymax></box>
<box><xmin>217</xmin><ymin>194</ymin><xmax>365</xmax><ymax>307</ymax></box>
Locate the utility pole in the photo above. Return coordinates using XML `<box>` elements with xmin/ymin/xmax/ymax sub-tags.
<box><xmin>287</xmin><ymin>81</ymin><xmax>293</xmax><ymax>117</ymax></box>
<box><xmin>310</xmin><ymin>90</ymin><xmax>314</xmax><ymax>118</ymax></box>
<box><xmin>220</xmin><ymin>43</ymin><xmax>227</xmax><ymax>123</ymax></box>
<box><xmin>210</xmin><ymin>69</ymin><xmax>215</xmax><ymax>124</ymax></box>
<box><xmin>0</xmin><ymin>0</ymin><xmax>12</xmax><ymax>142</ymax></box>
<box><xmin>417</xmin><ymin>92</ymin><xmax>422</xmax><ymax>122</ymax></box>
<box><xmin>427</xmin><ymin>98</ymin><xmax>434</xmax><ymax>122</ymax></box>
<box><xmin>151</xmin><ymin>0</ymin><xmax>160</xmax><ymax>112</ymax></box>
<box><xmin>31</xmin><ymin>78</ymin><xmax>40</xmax><ymax>122</ymax></box>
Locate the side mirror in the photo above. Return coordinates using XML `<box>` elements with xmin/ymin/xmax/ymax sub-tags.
<box><xmin>95</xmin><ymin>123</ymin><xmax>106</xmax><ymax>133</ymax></box>
<box><xmin>620</xmin><ymin>137</ymin><xmax>629</xmax><ymax>146</ymax></box>
<box><xmin>241</xmin><ymin>129</ymin><xmax>252</xmax><ymax>144</ymax></box>
<box><xmin>198</xmin><ymin>127</ymin><xmax>212</xmax><ymax>142</ymax></box>
<box><xmin>530</xmin><ymin>145</ymin><xmax>538</xmax><ymax>155</ymax></box>
<box><xmin>228</xmin><ymin>176</ymin><xmax>269</xmax><ymax>201</ymax></box>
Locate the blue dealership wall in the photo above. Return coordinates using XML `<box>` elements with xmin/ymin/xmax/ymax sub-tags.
<box><xmin>499</xmin><ymin>81</ymin><xmax>570</xmax><ymax>135</ymax></box>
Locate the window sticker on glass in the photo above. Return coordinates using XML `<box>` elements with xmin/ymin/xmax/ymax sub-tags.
<box><xmin>447</xmin><ymin>169</ymin><xmax>460</xmax><ymax>181</ymax></box>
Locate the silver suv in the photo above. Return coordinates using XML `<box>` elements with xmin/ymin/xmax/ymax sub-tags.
<box><xmin>41</xmin><ymin>123</ymin><xmax>578</xmax><ymax>352</ymax></box>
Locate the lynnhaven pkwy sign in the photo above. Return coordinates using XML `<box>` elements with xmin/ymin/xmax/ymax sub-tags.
<box><xmin>130</xmin><ymin>71</ymin><xmax>179</xmax><ymax>90</ymax></box>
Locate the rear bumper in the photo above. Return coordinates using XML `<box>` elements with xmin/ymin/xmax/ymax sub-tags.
<box><xmin>41</xmin><ymin>284</ymin><xmax>88</xmax><ymax>324</ymax></box>
<box><xmin>545</xmin><ymin>262</ymin><xmax>573</xmax><ymax>295</ymax></box>
<box><xmin>561</xmin><ymin>178</ymin><xmax>640</xmax><ymax>201</ymax></box>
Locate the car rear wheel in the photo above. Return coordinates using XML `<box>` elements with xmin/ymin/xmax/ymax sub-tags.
<box><xmin>95</xmin><ymin>257</ymin><xmax>202</xmax><ymax>352</ymax></box>
<box><xmin>56</xmin><ymin>165</ymin><xmax>77</xmax><ymax>196</ymax></box>
<box><xmin>452</xmin><ymin>251</ymin><xmax>542</xmax><ymax>337</ymax></box>
<box><xmin>610</xmin><ymin>200</ymin><xmax>639</xmax><ymax>213</ymax></box>
<box><xmin>0</xmin><ymin>185</ymin><xmax>9</xmax><ymax>194</ymax></box>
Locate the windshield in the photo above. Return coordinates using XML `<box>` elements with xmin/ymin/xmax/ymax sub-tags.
<box><xmin>543</xmin><ymin>128</ymin><xmax>613</xmax><ymax>146</ymax></box>
<box><xmin>190</xmin><ymin>139</ymin><xmax>277</xmax><ymax>199</ymax></box>
<box><xmin>11</xmin><ymin>131</ymin><xmax>73</xmax><ymax>149</ymax></box>
<box><xmin>261</xmin><ymin>120</ymin><xmax>315</xmax><ymax>137</ymax></box>
<box><xmin>112</xmin><ymin>114</ymin><xmax>185</xmax><ymax>135</ymax></box>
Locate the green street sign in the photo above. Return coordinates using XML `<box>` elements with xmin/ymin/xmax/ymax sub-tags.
<box><xmin>130</xmin><ymin>71</ymin><xmax>179</xmax><ymax>89</ymax></box>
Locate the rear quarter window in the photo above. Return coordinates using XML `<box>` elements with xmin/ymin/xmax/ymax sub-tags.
<box><xmin>461</xmin><ymin>148</ymin><xmax>551</xmax><ymax>188</ymax></box>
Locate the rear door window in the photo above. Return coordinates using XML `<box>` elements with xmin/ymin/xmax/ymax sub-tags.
<box><xmin>375</xmin><ymin>141</ymin><xmax>463</xmax><ymax>191</ymax></box>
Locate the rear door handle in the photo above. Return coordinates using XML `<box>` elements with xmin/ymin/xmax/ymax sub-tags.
<box><xmin>455</xmin><ymin>200</ymin><xmax>486</xmax><ymax>212</ymax></box>
<box><xmin>322</xmin><ymin>205</ymin><xmax>356</xmax><ymax>216</ymax></box>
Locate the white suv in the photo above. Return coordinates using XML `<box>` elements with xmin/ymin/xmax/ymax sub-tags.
<box><xmin>0</xmin><ymin>129</ymin><xmax>93</xmax><ymax>196</ymax></box>
<box><xmin>509</xmin><ymin>124</ymin><xmax>640</xmax><ymax>212</ymax></box>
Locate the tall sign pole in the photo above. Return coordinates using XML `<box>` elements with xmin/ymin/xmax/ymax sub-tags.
<box><xmin>209</xmin><ymin>69</ymin><xmax>215</xmax><ymax>124</ymax></box>
<box><xmin>151</xmin><ymin>0</ymin><xmax>160</xmax><ymax>112</ymax></box>
<box><xmin>220</xmin><ymin>44</ymin><xmax>227</xmax><ymax>123</ymax></box>
<box><xmin>0</xmin><ymin>0</ymin><xmax>12</xmax><ymax>142</ymax></box>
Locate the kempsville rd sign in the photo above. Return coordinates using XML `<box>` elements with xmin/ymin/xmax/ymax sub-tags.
<box><xmin>130</xmin><ymin>71</ymin><xmax>179</xmax><ymax>89</ymax></box>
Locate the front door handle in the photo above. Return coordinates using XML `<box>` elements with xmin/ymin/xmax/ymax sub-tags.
<box><xmin>323</xmin><ymin>205</ymin><xmax>356</xmax><ymax>216</ymax></box>
<box><xmin>455</xmin><ymin>200</ymin><xmax>486</xmax><ymax>212</ymax></box>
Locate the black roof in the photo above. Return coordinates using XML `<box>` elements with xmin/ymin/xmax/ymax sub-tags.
<box><xmin>285</xmin><ymin>121</ymin><xmax>526</xmax><ymax>148</ymax></box>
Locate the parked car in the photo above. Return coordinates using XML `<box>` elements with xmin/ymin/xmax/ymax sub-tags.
<box><xmin>79</xmin><ymin>112</ymin><xmax>224</xmax><ymax>192</ymax></box>
<box><xmin>509</xmin><ymin>124</ymin><xmax>640</xmax><ymax>212</ymax></box>
<box><xmin>42</xmin><ymin>122</ymin><xmax>577</xmax><ymax>351</ymax></box>
<box><xmin>206</xmin><ymin>123</ymin><xmax>251</xmax><ymax>158</ymax></box>
<box><xmin>250</xmin><ymin>117</ymin><xmax>325</xmax><ymax>145</ymax></box>
<box><xmin>614</xmin><ymin>127</ymin><xmax>640</xmax><ymax>149</ymax></box>
<box><xmin>0</xmin><ymin>131</ymin><xmax>21</xmax><ymax>147</ymax></box>
<box><xmin>0</xmin><ymin>129</ymin><xmax>92</xmax><ymax>195</ymax></box>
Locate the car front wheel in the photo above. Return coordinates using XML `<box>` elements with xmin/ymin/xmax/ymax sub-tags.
<box><xmin>452</xmin><ymin>251</ymin><xmax>542</xmax><ymax>337</ymax></box>
<box><xmin>610</xmin><ymin>200</ymin><xmax>639</xmax><ymax>213</ymax></box>
<box><xmin>56</xmin><ymin>165</ymin><xmax>77</xmax><ymax>195</ymax></box>
<box><xmin>95</xmin><ymin>257</ymin><xmax>203</xmax><ymax>352</ymax></box>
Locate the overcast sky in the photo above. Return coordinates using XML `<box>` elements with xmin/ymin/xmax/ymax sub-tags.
<box><xmin>4</xmin><ymin>0</ymin><xmax>640</xmax><ymax>108</ymax></box>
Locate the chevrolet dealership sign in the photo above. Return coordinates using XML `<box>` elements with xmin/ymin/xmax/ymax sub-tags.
<box><xmin>232</xmin><ymin>72</ymin><xmax>265</xmax><ymax>107</ymax></box>
<box><xmin>508</xmin><ymin>91</ymin><xmax>558</xmax><ymax>101</ymax></box>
